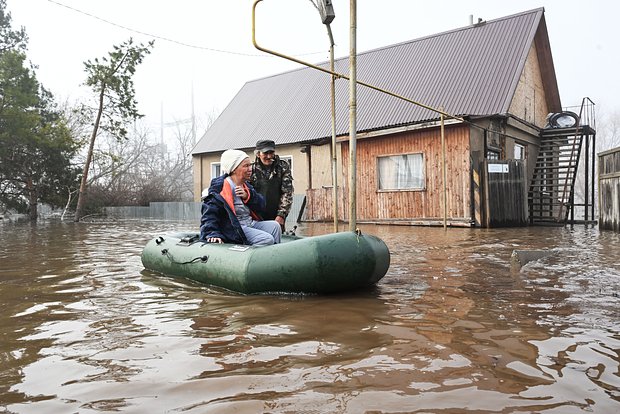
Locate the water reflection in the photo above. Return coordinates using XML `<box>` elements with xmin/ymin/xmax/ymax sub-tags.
<box><xmin>0</xmin><ymin>220</ymin><xmax>618</xmax><ymax>413</ymax></box>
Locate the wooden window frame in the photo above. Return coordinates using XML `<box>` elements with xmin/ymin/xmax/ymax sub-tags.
<box><xmin>376</xmin><ymin>152</ymin><xmax>426</xmax><ymax>192</ymax></box>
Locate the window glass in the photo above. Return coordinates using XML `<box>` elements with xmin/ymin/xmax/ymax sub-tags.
<box><xmin>486</xmin><ymin>151</ymin><xmax>500</xmax><ymax>160</ymax></box>
<box><xmin>377</xmin><ymin>153</ymin><xmax>424</xmax><ymax>190</ymax></box>
<box><xmin>211</xmin><ymin>163</ymin><xmax>221</xmax><ymax>180</ymax></box>
<box><xmin>279</xmin><ymin>155</ymin><xmax>292</xmax><ymax>171</ymax></box>
<box><xmin>514</xmin><ymin>143</ymin><xmax>525</xmax><ymax>160</ymax></box>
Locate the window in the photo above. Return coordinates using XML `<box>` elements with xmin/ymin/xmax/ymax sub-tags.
<box><xmin>211</xmin><ymin>162</ymin><xmax>221</xmax><ymax>180</ymax></box>
<box><xmin>377</xmin><ymin>153</ymin><xmax>424</xmax><ymax>190</ymax></box>
<box><xmin>514</xmin><ymin>143</ymin><xmax>525</xmax><ymax>160</ymax></box>
<box><xmin>279</xmin><ymin>155</ymin><xmax>293</xmax><ymax>171</ymax></box>
<box><xmin>486</xmin><ymin>150</ymin><xmax>500</xmax><ymax>160</ymax></box>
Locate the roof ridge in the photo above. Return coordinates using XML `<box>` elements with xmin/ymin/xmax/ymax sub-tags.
<box><xmin>354</xmin><ymin>7</ymin><xmax>545</xmax><ymax>58</ymax></box>
<box><xmin>246</xmin><ymin>7</ymin><xmax>546</xmax><ymax>84</ymax></box>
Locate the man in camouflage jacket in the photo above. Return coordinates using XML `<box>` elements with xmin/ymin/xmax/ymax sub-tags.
<box><xmin>250</xmin><ymin>140</ymin><xmax>294</xmax><ymax>230</ymax></box>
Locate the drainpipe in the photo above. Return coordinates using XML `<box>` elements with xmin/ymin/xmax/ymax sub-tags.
<box><xmin>306</xmin><ymin>146</ymin><xmax>312</xmax><ymax>190</ymax></box>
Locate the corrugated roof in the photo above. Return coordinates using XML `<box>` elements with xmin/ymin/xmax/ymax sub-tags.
<box><xmin>194</xmin><ymin>8</ymin><xmax>552</xmax><ymax>155</ymax></box>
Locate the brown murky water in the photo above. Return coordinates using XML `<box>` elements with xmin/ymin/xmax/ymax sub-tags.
<box><xmin>0</xmin><ymin>220</ymin><xmax>619</xmax><ymax>413</ymax></box>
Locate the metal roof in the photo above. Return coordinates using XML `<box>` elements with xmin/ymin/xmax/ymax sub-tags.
<box><xmin>193</xmin><ymin>8</ymin><xmax>556</xmax><ymax>155</ymax></box>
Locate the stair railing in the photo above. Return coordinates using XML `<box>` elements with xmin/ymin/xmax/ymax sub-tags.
<box><xmin>556</xmin><ymin>99</ymin><xmax>588</xmax><ymax>221</ymax></box>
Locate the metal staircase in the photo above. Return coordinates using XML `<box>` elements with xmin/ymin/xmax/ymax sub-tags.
<box><xmin>528</xmin><ymin>98</ymin><xmax>596</xmax><ymax>225</ymax></box>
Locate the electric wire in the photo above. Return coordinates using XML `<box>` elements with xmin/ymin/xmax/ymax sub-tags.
<box><xmin>46</xmin><ymin>0</ymin><xmax>324</xmax><ymax>58</ymax></box>
<box><xmin>43</xmin><ymin>0</ymin><xmax>585</xmax><ymax>147</ymax></box>
<box><xmin>46</xmin><ymin>0</ymin><xmax>263</xmax><ymax>57</ymax></box>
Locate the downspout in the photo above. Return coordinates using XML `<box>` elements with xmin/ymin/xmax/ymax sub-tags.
<box><xmin>303</xmin><ymin>145</ymin><xmax>313</xmax><ymax>190</ymax></box>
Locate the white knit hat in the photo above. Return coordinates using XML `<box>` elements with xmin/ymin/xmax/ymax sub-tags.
<box><xmin>220</xmin><ymin>149</ymin><xmax>249</xmax><ymax>174</ymax></box>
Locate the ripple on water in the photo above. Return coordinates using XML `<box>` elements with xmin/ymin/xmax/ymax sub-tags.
<box><xmin>1</xmin><ymin>221</ymin><xmax>619</xmax><ymax>413</ymax></box>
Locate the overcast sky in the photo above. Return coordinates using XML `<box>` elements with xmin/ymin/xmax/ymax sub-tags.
<box><xmin>6</xmin><ymin>0</ymin><xmax>619</xmax><ymax>141</ymax></box>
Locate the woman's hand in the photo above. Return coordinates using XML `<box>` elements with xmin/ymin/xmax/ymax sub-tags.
<box><xmin>207</xmin><ymin>237</ymin><xmax>223</xmax><ymax>243</ymax></box>
<box><xmin>234</xmin><ymin>185</ymin><xmax>248</xmax><ymax>202</ymax></box>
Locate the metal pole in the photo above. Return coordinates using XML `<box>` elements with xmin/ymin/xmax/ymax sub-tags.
<box><xmin>441</xmin><ymin>112</ymin><xmax>447</xmax><ymax>229</ymax></box>
<box><xmin>348</xmin><ymin>0</ymin><xmax>357</xmax><ymax>231</ymax></box>
<box><xmin>251</xmin><ymin>0</ymin><xmax>464</xmax><ymax>230</ymax></box>
<box><xmin>588</xmin><ymin>134</ymin><xmax>594</xmax><ymax>225</ymax></box>
<box><xmin>327</xmin><ymin>24</ymin><xmax>339</xmax><ymax>232</ymax></box>
<box><xmin>592</xmin><ymin>132</ymin><xmax>596</xmax><ymax>221</ymax></box>
<box><xmin>251</xmin><ymin>1</ymin><xmax>464</xmax><ymax>123</ymax></box>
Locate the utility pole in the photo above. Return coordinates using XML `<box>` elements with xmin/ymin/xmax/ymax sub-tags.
<box><xmin>313</xmin><ymin>0</ymin><xmax>338</xmax><ymax>232</ymax></box>
<box><xmin>348</xmin><ymin>0</ymin><xmax>357</xmax><ymax>231</ymax></box>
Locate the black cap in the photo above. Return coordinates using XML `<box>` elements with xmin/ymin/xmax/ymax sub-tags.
<box><xmin>256</xmin><ymin>139</ymin><xmax>276</xmax><ymax>152</ymax></box>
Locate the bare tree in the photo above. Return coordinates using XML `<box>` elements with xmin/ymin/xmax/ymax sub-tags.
<box><xmin>597</xmin><ymin>109</ymin><xmax>620</xmax><ymax>152</ymax></box>
<box><xmin>75</xmin><ymin>38</ymin><xmax>153</xmax><ymax>221</ymax></box>
<box><xmin>572</xmin><ymin>107</ymin><xmax>620</xmax><ymax>218</ymax></box>
<box><xmin>67</xmin><ymin>103</ymin><xmax>216</xmax><ymax>213</ymax></box>
<box><xmin>82</xmin><ymin>113</ymin><xmax>209</xmax><ymax>208</ymax></box>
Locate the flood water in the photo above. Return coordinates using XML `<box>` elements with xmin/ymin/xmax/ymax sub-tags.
<box><xmin>0</xmin><ymin>220</ymin><xmax>619</xmax><ymax>413</ymax></box>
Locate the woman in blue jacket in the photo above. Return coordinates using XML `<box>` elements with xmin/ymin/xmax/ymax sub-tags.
<box><xmin>200</xmin><ymin>149</ymin><xmax>281</xmax><ymax>246</ymax></box>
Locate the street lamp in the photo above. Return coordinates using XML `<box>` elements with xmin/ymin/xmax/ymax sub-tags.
<box><xmin>316</xmin><ymin>0</ymin><xmax>335</xmax><ymax>24</ymax></box>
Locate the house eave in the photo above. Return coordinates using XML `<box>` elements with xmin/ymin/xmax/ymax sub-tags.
<box><xmin>334</xmin><ymin>119</ymin><xmax>466</xmax><ymax>143</ymax></box>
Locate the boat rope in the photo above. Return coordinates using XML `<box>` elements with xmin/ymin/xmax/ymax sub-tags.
<box><xmin>160</xmin><ymin>249</ymin><xmax>209</xmax><ymax>265</ymax></box>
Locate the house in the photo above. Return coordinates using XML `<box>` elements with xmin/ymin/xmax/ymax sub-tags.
<box><xmin>192</xmin><ymin>8</ymin><xmax>575</xmax><ymax>227</ymax></box>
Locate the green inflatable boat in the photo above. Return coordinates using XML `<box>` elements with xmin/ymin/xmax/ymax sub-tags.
<box><xmin>141</xmin><ymin>231</ymin><xmax>390</xmax><ymax>294</ymax></box>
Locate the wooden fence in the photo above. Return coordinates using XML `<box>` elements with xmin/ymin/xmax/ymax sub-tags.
<box><xmin>481</xmin><ymin>160</ymin><xmax>527</xmax><ymax>227</ymax></box>
<box><xmin>598</xmin><ymin>147</ymin><xmax>620</xmax><ymax>231</ymax></box>
<box><xmin>103</xmin><ymin>196</ymin><xmax>306</xmax><ymax>226</ymax></box>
